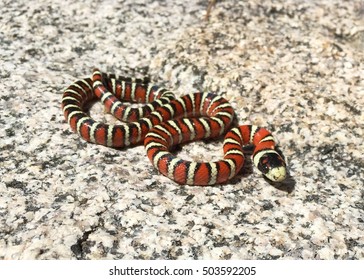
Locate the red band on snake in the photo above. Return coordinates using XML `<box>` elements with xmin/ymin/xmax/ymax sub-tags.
<box><xmin>62</xmin><ymin>69</ymin><xmax>287</xmax><ymax>186</ymax></box>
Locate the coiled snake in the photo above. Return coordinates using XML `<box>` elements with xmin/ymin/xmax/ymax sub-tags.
<box><xmin>62</xmin><ymin>69</ymin><xmax>287</xmax><ymax>186</ymax></box>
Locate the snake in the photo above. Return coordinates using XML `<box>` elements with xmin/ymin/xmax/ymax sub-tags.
<box><xmin>61</xmin><ymin>69</ymin><xmax>287</xmax><ymax>186</ymax></box>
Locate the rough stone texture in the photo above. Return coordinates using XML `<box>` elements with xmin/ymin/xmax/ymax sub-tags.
<box><xmin>0</xmin><ymin>0</ymin><xmax>363</xmax><ymax>259</ymax></box>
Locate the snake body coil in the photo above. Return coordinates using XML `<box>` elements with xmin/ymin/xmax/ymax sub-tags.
<box><xmin>62</xmin><ymin>69</ymin><xmax>286</xmax><ymax>186</ymax></box>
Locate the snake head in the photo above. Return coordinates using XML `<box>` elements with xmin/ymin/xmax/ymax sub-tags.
<box><xmin>256</xmin><ymin>152</ymin><xmax>287</xmax><ymax>182</ymax></box>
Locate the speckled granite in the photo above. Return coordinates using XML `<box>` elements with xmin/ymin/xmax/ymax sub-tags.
<box><xmin>1</xmin><ymin>0</ymin><xmax>363</xmax><ymax>260</ymax></box>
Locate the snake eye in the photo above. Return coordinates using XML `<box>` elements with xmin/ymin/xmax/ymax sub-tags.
<box><xmin>257</xmin><ymin>154</ymin><xmax>271</xmax><ymax>174</ymax></box>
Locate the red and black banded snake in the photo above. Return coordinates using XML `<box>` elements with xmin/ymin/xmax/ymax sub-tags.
<box><xmin>62</xmin><ymin>69</ymin><xmax>287</xmax><ymax>186</ymax></box>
